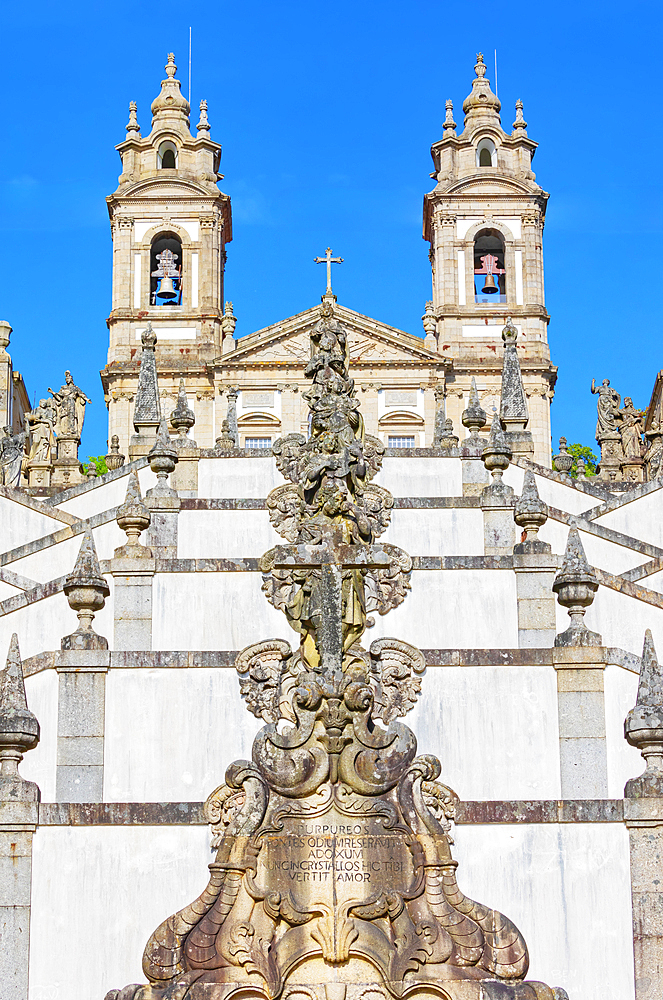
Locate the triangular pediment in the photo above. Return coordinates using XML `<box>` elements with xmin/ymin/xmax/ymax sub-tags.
<box><xmin>215</xmin><ymin>303</ymin><xmax>443</xmax><ymax>369</ymax></box>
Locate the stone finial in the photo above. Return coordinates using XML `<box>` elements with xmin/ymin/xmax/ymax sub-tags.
<box><xmin>86</xmin><ymin>460</ymin><xmax>97</xmax><ymax>480</ymax></box>
<box><xmin>625</xmin><ymin>630</ymin><xmax>663</xmax><ymax>797</ymax></box>
<box><xmin>443</xmin><ymin>99</ymin><xmax>456</xmax><ymax>135</ymax></box>
<box><xmin>499</xmin><ymin>318</ymin><xmax>533</xmax><ymax>458</ymax></box>
<box><xmin>62</xmin><ymin>527</ymin><xmax>110</xmax><ymax>650</ymax></box>
<box><xmin>0</xmin><ymin>320</ymin><xmax>11</xmax><ymax>352</ymax></box>
<box><xmin>105</xmin><ymin>435</ymin><xmax>125</xmax><ymax>471</ymax></box>
<box><xmin>462</xmin><ymin>52</ymin><xmax>501</xmax><ymax>127</ymax></box>
<box><xmin>553</xmin><ymin>436</ymin><xmax>573</xmax><ymax>474</ymax></box>
<box><xmin>512</xmin><ymin>99</ymin><xmax>527</xmax><ymax>134</ymax></box>
<box><xmin>462</xmin><ymin>377</ymin><xmax>488</xmax><ymax>444</ymax></box>
<box><xmin>576</xmin><ymin>456</ymin><xmax>587</xmax><ymax>479</ymax></box>
<box><xmin>215</xmin><ymin>419</ymin><xmax>236</xmax><ymax>452</ymax></box>
<box><xmin>197</xmin><ymin>99</ymin><xmax>210</xmax><ymax>133</ymax></box>
<box><xmin>482</xmin><ymin>412</ymin><xmax>513</xmax><ymax>485</ymax></box>
<box><xmin>114</xmin><ymin>471</ymin><xmax>152</xmax><ymax>557</ymax></box>
<box><xmin>225</xmin><ymin>386</ymin><xmax>239</xmax><ymax>444</ymax></box>
<box><xmin>147</xmin><ymin>417</ymin><xmax>178</xmax><ymax>496</ymax></box>
<box><xmin>553</xmin><ymin>525</ymin><xmax>601</xmax><ymax>646</ymax></box>
<box><xmin>514</xmin><ymin>470</ymin><xmax>550</xmax><ymax>553</ymax></box>
<box><xmin>169</xmin><ymin>379</ymin><xmax>197</xmax><ymax>447</ymax></box>
<box><xmin>133</xmin><ymin>324</ymin><xmax>161</xmax><ymax>434</ymax></box>
<box><xmin>126</xmin><ymin>100</ymin><xmax>141</xmax><ymax>134</ymax></box>
<box><xmin>422</xmin><ymin>300</ymin><xmax>436</xmax><ymax>336</ymax></box>
<box><xmin>150</xmin><ymin>53</ymin><xmax>190</xmax><ymax>126</ymax></box>
<box><xmin>0</xmin><ymin>633</ymin><xmax>40</xmax><ymax>800</ymax></box>
<box><xmin>221</xmin><ymin>301</ymin><xmax>237</xmax><ymax>338</ymax></box>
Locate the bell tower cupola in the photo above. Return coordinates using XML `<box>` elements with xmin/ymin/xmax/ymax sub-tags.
<box><xmin>103</xmin><ymin>53</ymin><xmax>232</xmax><ymax>453</ymax></box>
<box><xmin>422</xmin><ymin>54</ymin><xmax>556</xmax><ymax>465</ymax></box>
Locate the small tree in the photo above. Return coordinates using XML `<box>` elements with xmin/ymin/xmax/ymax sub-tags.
<box><xmin>566</xmin><ymin>442</ymin><xmax>598</xmax><ymax>478</ymax></box>
<box><xmin>88</xmin><ymin>455</ymin><xmax>108</xmax><ymax>476</ymax></box>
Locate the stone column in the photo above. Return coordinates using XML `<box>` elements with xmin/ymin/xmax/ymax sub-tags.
<box><xmin>57</xmin><ymin>528</ymin><xmax>110</xmax><ymax>800</ymax></box>
<box><xmin>55</xmin><ymin>651</ymin><xmax>109</xmax><ymax>801</ymax></box>
<box><xmin>145</xmin><ymin>417</ymin><xmax>181</xmax><ymax>553</ymax></box>
<box><xmin>0</xmin><ymin>320</ymin><xmax>13</xmax><ymax>429</ymax></box>
<box><xmin>460</xmin><ymin>378</ymin><xmax>489</xmax><ymax>496</ymax></box>
<box><xmin>110</xmin><ymin>470</ymin><xmax>155</xmax><ymax>650</ymax></box>
<box><xmin>481</xmin><ymin>413</ymin><xmax>515</xmax><ymax>556</ymax></box>
<box><xmin>553</xmin><ymin>525</ymin><xmax>607</xmax><ymax>797</ymax></box>
<box><xmin>0</xmin><ymin>634</ymin><xmax>40</xmax><ymax>1000</ymax></box>
<box><xmin>513</xmin><ymin>471</ymin><xmax>557</xmax><ymax>647</ymax></box>
<box><xmin>623</xmin><ymin>630</ymin><xmax>663</xmax><ymax>1000</ymax></box>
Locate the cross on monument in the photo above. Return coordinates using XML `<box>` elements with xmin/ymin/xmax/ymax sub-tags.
<box><xmin>314</xmin><ymin>247</ymin><xmax>344</xmax><ymax>295</ymax></box>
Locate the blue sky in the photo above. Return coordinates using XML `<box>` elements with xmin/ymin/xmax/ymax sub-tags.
<box><xmin>0</xmin><ymin>1</ymin><xmax>660</xmax><ymax>458</ymax></box>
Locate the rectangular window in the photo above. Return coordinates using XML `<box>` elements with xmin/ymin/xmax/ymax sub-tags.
<box><xmin>388</xmin><ymin>436</ymin><xmax>415</xmax><ymax>449</ymax></box>
<box><xmin>245</xmin><ymin>437</ymin><xmax>272</xmax><ymax>449</ymax></box>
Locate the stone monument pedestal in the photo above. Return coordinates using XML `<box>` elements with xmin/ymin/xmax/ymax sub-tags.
<box><xmin>51</xmin><ymin>434</ymin><xmax>83</xmax><ymax>488</ymax></box>
<box><xmin>26</xmin><ymin>460</ymin><xmax>52</xmax><ymax>488</ymax></box>
<box><xmin>598</xmin><ymin>432</ymin><xmax>622</xmax><ymax>481</ymax></box>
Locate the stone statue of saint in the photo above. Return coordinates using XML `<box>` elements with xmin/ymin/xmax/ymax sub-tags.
<box><xmin>616</xmin><ymin>397</ymin><xmax>644</xmax><ymax>461</ymax></box>
<box><xmin>26</xmin><ymin>399</ymin><xmax>55</xmax><ymax>464</ymax></box>
<box><xmin>48</xmin><ymin>371</ymin><xmax>91</xmax><ymax>439</ymax></box>
<box><xmin>0</xmin><ymin>426</ymin><xmax>27</xmax><ymax>486</ymax></box>
<box><xmin>591</xmin><ymin>378</ymin><xmax>621</xmax><ymax>441</ymax></box>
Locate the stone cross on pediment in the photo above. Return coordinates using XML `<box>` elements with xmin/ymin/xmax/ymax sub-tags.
<box><xmin>314</xmin><ymin>246</ymin><xmax>344</xmax><ymax>295</ymax></box>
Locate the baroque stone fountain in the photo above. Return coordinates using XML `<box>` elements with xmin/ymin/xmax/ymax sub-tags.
<box><xmin>106</xmin><ymin>303</ymin><xmax>567</xmax><ymax>1000</ymax></box>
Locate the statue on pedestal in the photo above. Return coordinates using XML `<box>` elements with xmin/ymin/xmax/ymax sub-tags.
<box><xmin>48</xmin><ymin>370</ymin><xmax>91</xmax><ymax>441</ymax></box>
<box><xmin>591</xmin><ymin>378</ymin><xmax>623</xmax><ymax>480</ymax></box>
<box><xmin>0</xmin><ymin>426</ymin><xmax>27</xmax><ymax>487</ymax></box>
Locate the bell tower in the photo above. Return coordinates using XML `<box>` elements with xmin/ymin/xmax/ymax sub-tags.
<box><xmin>102</xmin><ymin>53</ymin><xmax>232</xmax><ymax>452</ymax></box>
<box><xmin>423</xmin><ymin>54</ymin><xmax>556</xmax><ymax>465</ymax></box>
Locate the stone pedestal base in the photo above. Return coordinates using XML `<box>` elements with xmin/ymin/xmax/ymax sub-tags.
<box><xmin>621</xmin><ymin>458</ymin><xmax>644</xmax><ymax>483</ymax></box>
<box><xmin>598</xmin><ymin>433</ymin><xmax>623</xmax><ymax>481</ymax></box>
<box><xmin>170</xmin><ymin>445</ymin><xmax>199</xmax><ymax>496</ymax></box>
<box><xmin>51</xmin><ymin>435</ymin><xmax>83</xmax><ymax>488</ymax></box>
<box><xmin>26</xmin><ymin>461</ymin><xmax>52</xmax><ymax>487</ymax></box>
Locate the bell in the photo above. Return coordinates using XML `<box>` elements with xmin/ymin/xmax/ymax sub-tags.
<box><xmin>481</xmin><ymin>273</ymin><xmax>498</xmax><ymax>294</ymax></box>
<box><xmin>156</xmin><ymin>276</ymin><xmax>177</xmax><ymax>300</ymax></box>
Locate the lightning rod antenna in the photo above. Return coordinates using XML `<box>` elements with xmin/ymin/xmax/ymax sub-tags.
<box><xmin>494</xmin><ymin>48</ymin><xmax>498</xmax><ymax>99</ymax></box>
<box><xmin>188</xmin><ymin>27</ymin><xmax>192</xmax><ymax>105</ymax></box>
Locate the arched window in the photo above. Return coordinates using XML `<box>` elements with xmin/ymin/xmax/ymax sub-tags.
<box><xmin>150</xmin><ymin>232</ymin><xmax>182</xmax><ymax>306</ymax></box>
<box><xmin>157</xmin><ymin>141</ymin><xmax>178</xmax><ymax>169</ymax></box>
<box><xmin>473</xmin><ymin>229</ymin><xmax>506</xmax><ymax>303</ymax></box>
<box><xmin>476</xmin><ymin>137</ymin><xmax>496</xmax><ymax>168</ymax></box>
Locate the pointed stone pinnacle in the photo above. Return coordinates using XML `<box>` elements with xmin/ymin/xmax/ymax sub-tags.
<box><xmin>462</xmin><ymin>377</ymin><xmax>487</xmax><ymax>438</ymax></box>
<box><xmin>150</xmin><ymin>416</ymin><xmax>177</xmax><ymax>458</ymax></box>
<box><xmin>115</xmin><ymin>471</ymin><xmax>151</xmax><ymax>554</ymax></box>
<box><xmin>635</xmin><ymin>630</ymin><xmax>663</xmax><ymax>711</ymax></box>
<box><xmin>67</xmin><ymin>526</ymin><xmax>106</xmax><ymax>587</ymax></box>
<box><xmin>556</xmin><ymin>525</ymin><xmax>597</xmax><ymax>586</ymax></box>
<box><xmin>0</xmin><ymin>634</ymin><xmax>28</xmax><ymax>713</ymax></box>
<box><xmin>625</xmin><ymin>630</ymin><xmax>663</xmax><ymax>796</ymax></box>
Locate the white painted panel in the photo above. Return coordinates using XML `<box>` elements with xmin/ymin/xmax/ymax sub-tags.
<box><xmin>0</xmin><ymin>496</ymin><xmax>64</xmax><ymax>553</ymax></box>
<box><xmin>374</xmin><ymin>457</ymin><xmax>462</xmax><ymax>497</ymax></box>
<box><xmin>198</xmin><ymin>457</ymin><xmax>283</xmax><ymax>499</ymax></box>
<box><xmin>22</xmin><ymin>669</ymin><xmax>58</xmax><ymax>802</ymax></box>
<box><xmin>105</xmin><ymin>668</ymin><xmax>260</xmax><ymax>801</ymax></box>
<box><xmin>369</xmin><ymin>569</ymin><xmax>519</xmax><ymax>649</ymax></box>
<box><xmin>604</xmin><ymin>663</ymin><xmax>642</xmax><ymax>798</ymax></box>
<box><xmin>496</xmin><ymin>216</ymin><xmax>522</xmax><ymax>239</ymax></box>
<box><xmin>176</xmin><ymin>218</ymin><xmax>200</xmax><ymax>241</ymax></box>
<box><xmin>178</xmin><ymin>509</ymin><xmax>281</xmax><ymax>558</ymax></box>
<box><xmin>29</xmin><ymin>826</ymin><xmax>210</xmax><ymax>1000</ymax></box>
<box><xmin>11</xmin><ymin>535</ymin><xmax>81</xmax><ymax>584</ymax></box>
<box><xmin>133</xmin><ymin>219</ymin><xmax>160</xmax><ymax>242</ymax></box>
<box><xmin>411</xmin><ymin>666</ymin><xmax>560</xmax><ymax>799</ymax></box>
<box><xmin>462</xmin><ymin>323</ymin><xmax>522</xmax><ymax>338</ymax></box>
<box><xmin>191</xmin><ymin>252</ymin><xmax>199</xmax><ymax>307</ymax></box>
<box><xmin>135</xmin><ymin>327</ymin><xmax>197</xmax><ymax>340</ymax></box>
<box><xmin>456</xmin><ymin>216</ymin><xmax>483</xmax><ymax>239</ymax></box>
<box><xmin>514</xmin><ymin>248</ymin><xmax>523</xmax><ymax>304</ymax></box>
<box><xmin>57</xmin><ymin>466</ymin><xmax>157</xmax><ymax>519</ymax></box>
<box><xmin>0</xmin><ymin>592</ymin><xmax>75</xmax><ymax>659</ymax></box>
<box><xmin>577</xmin><ymin>529</ymin><xmax>645</xmax><ymax>575</ymax></box>
<box><xmin>453</xmin><ymin>824</ymin><xmax>634</xmax><ymax>1000</ymax></box>
<box><xmin>382</xmin><ymin>508</ymin><xmax>484</xmax><ymax>556</ymax></box>
<box><xmin>596</xmin><ymin>486</ymin><xmax>663</xmax><ymax>549</ymax></box>
<box><xmin>153</xmin><ymin>572</ymin><xmax>292</xmax><ymax>651</ymax></box>
<box><xmin>456</xmin><ymin>249</ymin><xmax>466</xmax><ymax>305</ymax></box>
<box><xmin>133</xmin><ymin>253</ymin><xmax>142</xmax><ymax>308</ymax></box>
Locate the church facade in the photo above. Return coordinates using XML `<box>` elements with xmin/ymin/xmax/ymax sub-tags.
<box><xmin>101</xmin><ymin>54</ymin><xmax>553</xmax><ymax>465</ymax></box>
